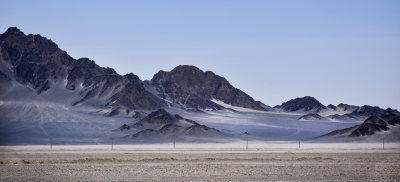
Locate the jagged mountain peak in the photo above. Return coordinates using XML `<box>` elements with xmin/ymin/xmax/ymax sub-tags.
<box><xmin>337</xmin><ymin>103</ymin><xmax>349</xmax><ymax>107</ymax></box>
<box><xmin>150</xmin><ymin>65</ymin><xmax>265</xmax><ymax>111</ymax></box>
<box><xmin>276</xmin><ymin>96</ymin><xmax>326</xmax><ymax>113</ymax></box>
<box><xmin>349</xmin><ymin>105</ymin><xmax>399</xmax><ymax>117</ymax></box>
<box><xmin>168</xmin><ymin>65</ymin><xmax>220</xmax><ymax>78</ymax></box>
<box><xmin>77</xmin><ymin>57</ymin><xmax>97</xmax><ymax>65</ymax></box>
<box><xmin>2</xmin><ymin>27</ymin><xmax>24</xmax><ymax>36</ymax></box>
<box><xmin>123</xmin><ymin>73</ymin><xmax>141</xmax><ymax>81</ymax></box>
<box><xmin>327</xmin><ymin>104</ymin><xmax>335</xmax><ymax>108</ymax></box>
<box><xmin>171</xmin><ymin>65</ymin><xmax>203</xmax><ymax>73</ymax></box>
<box><xmin>0</xmin><ymin>27</ymin><xmax>165</xmax><ymax>110</ymax></box>
<box><xmin>297</xmin><ymin>96</ymin><xmax>321</xmax><ymax>103</ymax></box>
<box><xmin>152</xmin><ymin>65</ymin><xmax>221</xmax><ymax>84</ymax></box>
<box><xmin>359</xmin><ymin>105</ymin><xmax>388</xmax><ymax>113</ymax></box>
<box><xmin>283</xmin><ymin>96</ymin><xmax>323</xmax><ymax>105</ymax></box>
<box><xmin>386</xmin><ymin>108</ymin><xmax>399</xmax><ymax>114</ymax></box>
<box><xmin>0</xmin><ymin>28</ymin><xmax>70</xmax><ymax>66</ymax></box>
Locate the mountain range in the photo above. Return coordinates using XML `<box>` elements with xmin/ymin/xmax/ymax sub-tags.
<box><xmin>0</xmin><ymin>27</ymin><xmax>398</xmax><ymax>144</ymax></box>
<box><xmin>319</xmin><ymin>113</ymin><xmax>400</xmax><ymax>142</ymax></box>
<box><xmin>125</xmin><ymin>109</ymin><xmax>226</xmax><ymax>142</ymax></box>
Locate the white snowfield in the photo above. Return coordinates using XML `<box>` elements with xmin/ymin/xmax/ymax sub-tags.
<box><xmin>0</xmin><ymin>79</ymin><xmax>397</xmax><ymax>144</ymax></box>
<box><xmin>211</xmin><ymin>99</ymin><xmax>270</xmax><ymax>113</ymax></box>
<box><xmin>0</xmin><ymin>95</ymin><xmax>391</xmax><ymax>144</ymax></box>
<box><xmin>1</xmin><ymin>94</ymin><xmax>365</xmax><ymax>144</ymax></box>
<box><xmin>166</xmin><ymin>106</ymin><xmax>364</xmax><ymax>141</ymax></box>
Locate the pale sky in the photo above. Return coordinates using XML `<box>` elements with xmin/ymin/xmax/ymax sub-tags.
<box><xmin>1</xmin><ymin>0</ymin><xmax>399</xmax><ymax>109</ymax></box>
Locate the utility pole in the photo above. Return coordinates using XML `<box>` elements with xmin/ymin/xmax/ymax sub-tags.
<box><xmin>241</xmin><ymin>132</ymin><xmax>250</xmax><ymax>150</ymax></box>
<box><xmin>111</xmin><ymin>136</ymin><xmax>114</xmax><ymax>151</ymax></box>
<box><xmin>173</xmin><ymin>137</ymin><xmax>176</xmax><ymax>149</ymax></box>
<box><xmin>298</xmin><ymin>134</ymin><xmax>301</xmax><ymax>149</ymax></box>
<box><xmin>246</xmin><ymin>136</ymin><xmax>248</xmax><ymax>150</ymax></box>
<box><xmin>49</xmin><ymin>137</ymin><xmax>53</xmax><ymax>150</ymax></box>
<box><xmin>383</xmin><ymin>135</ymin><xmax>385</xmax><ymax>150</ymax></box>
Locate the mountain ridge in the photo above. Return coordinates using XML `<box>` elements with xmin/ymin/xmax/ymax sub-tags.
<box><xmin>0</xmin><ymin>27</ymin><xmax>398</xmax><ymax>144</ymax></box>
<box><xmin>149</xmin><ymin>65</ymin><xmax>267</xmax><ymax>111</ymax></box>
<box><xmin>318</xmin><ymin>113</ymin><xmax>400</xmax><ymax>142</ymax></box>
<box><xmin>126</xmin><ymin>109</ymin><xmax>226</xmax><ymax>142</ymax></box>
<box><xmin>0</xmin><ymin>27</ymin><xmax>165</xmax><ymax>111</ymax></box>
<box><xmin>275</xmin><ymin>96</ymin><xmax>399</xmax><ymax>121</ymax></box>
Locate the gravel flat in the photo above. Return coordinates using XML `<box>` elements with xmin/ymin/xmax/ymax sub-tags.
<box><xmin>1</xmin><ymin>149</ymin><xmax>400</xmax><ymax>181</ymax></box>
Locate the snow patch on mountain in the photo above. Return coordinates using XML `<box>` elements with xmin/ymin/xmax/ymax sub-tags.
<box><xmin>211</xmin><ymin>99</ymin><xmax>268</xmax><ymax>113</ymax></box>
<box><xmin>165</xmin><ymin>107</ymin><xmax>360</xmax><ymax>141</ymax></box>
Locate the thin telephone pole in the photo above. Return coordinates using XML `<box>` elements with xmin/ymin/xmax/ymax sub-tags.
<box><xmin>298</xmin><ymin>134</ymin><xmax>301</xmax><ymax>149</ymax></box>
<box><xmin>111</xmin><ymin>136</ymin><xmax>114</xmax><ymax>151</ymax></box>
<box><xmin>296</xmin><ymin>120</ymin><xmax>301</xmax><ymax>149</ymax></box>
<box><xmin>173</xmin><ymin>137</ymin><xmax>176</xmax><ymax>149</ymax></box>
<box><xmin>241</xmin><ymin>132</ymin><xmax>250</xmax><ymax>150</ymax></box>
<box><xmin>49</xmin><ymin>137</ymin><xmax>53</xmax><ymax>150</ymax></box>
<box><xmin>383</xmin><ymin>135</ymin><xmax>385</xmax><ymax>150</ymax></box>
<box><xmin>246</xmin><ymin>136</ymin><xmax>248</xmax><ymax>150</ymax></box>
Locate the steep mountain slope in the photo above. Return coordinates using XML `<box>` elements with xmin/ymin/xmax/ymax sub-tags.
<box><xmin>0</xmin><ymin>27</ymin><xmax>165</xmax><ymax>111</ymax></box>
<box><xmin>256</xmin><ymin>101</ymin><xmax>276</xmax><ymax>112</ymax></box>
<box><xmin>148</xmin><ymin>65</ymin><xmax>266</xmax><ymax>111</ymax></box>
<box><xmin>0</xmin><ymin>27</ymin><xmax>168</xmax><ymax>144</ymax></box>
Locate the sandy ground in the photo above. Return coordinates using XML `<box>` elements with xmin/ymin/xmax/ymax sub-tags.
<box><xmin>1</xmin><ymin>145</ymin><xmax>400</xmax><ymax>181</ymax></box>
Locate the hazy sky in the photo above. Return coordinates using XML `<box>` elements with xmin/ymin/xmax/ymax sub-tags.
<box><xmin>1</xmin><ymin>0</ymin><xmax>399</xmax><ymax>109</ymax></box>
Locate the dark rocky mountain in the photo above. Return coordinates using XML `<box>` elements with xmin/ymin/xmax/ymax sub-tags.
<box><xmin>327</xmin><ymin>106</ymin><xmax>400</xmax><ymax>121</ymax></box>
<box><xmin>138</xmin><ymin>109</ymin><xmax>198</xmax><ymax>126</ymax></box>
<box><xmin>148</xmin><ymin>65</ymin><xmax>266</xmax><ymax>111</ymax></box>
<box><xmin>278</xmin><ymin>96</ymin><xmax>399</xmax><ymax>122</ymax></box>
<box><xmin>275</xmin><ymin>96</ymin><xmax>326</xmax><ymax>113</ymax></box>
<box><xmin>345</xmin><ymin>106</ymin><xmax>398</xmax><ymax>120</ymax></box>
<box><xmin>1</xmin><ymin>27</ymin><xmax>399</xmax><ymax>144</ymax></box>
<box><xmin>0</xmin><ymin>27</ymin><xmax>268</xmax><ymax>113</ymax></box>
<box><xmin>140</xmin><ymin>109</ymin><xmax>178</xmax><ymax>125</ymax></box>
<box><xmin>127</xmin><ymin>109</ymin><xmax>225</xmax><ymax>141</ymax></box>
<box><xmin>321</xmin><ymin>113</ymin><xmax>400</xmax><ymax>140</ymax></box>
<box><xmin>0</xmin><ymin>27</ymin><xmax>165</xmax><ymax>110</ymax></box>
<box><xmin>182</xmin><ymin>124</ymin><xmax>224</xmax><ymax>137</ymax></box>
